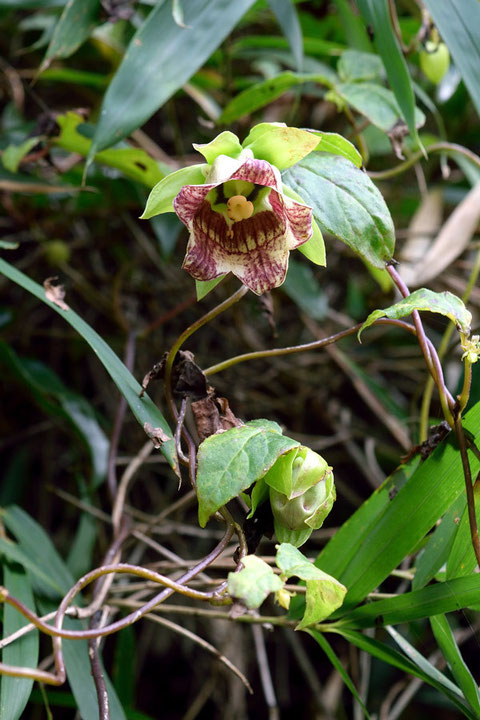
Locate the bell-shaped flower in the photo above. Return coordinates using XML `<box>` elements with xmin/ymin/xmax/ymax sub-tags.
<box><xmin>173</xmin><ymin>151</ymin><xmax>313</xmax><ymax>295</ymax></box>
<box><xmin>142</xmin><ymin>123</ymin><xmax>327</xmax><ymax>297</ymax></box>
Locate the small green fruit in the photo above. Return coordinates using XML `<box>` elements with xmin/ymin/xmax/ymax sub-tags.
<box><xmin>420</xmin><ymin>41</ymin><xmax>450</xmax><ymax>85</ymax></box>
<box><xmin>44</xmin><ymin>240</ymin><xmax>71</xmax><ymax>265</ymax></box>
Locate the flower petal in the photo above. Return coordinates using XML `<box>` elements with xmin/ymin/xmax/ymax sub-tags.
<box><xmin>269</xmin><ymin>192</ymin><xmax>313</xmax><ymax>250</ymax></box>
<box><xmin>182</xmin><ymin>201</ymin><xmax>290</xmax><ymax>295</ymax></box>
<box><xmin>230</xmin><ymin>158</ymin><xmax>283</xmax><ymax>192</ymax></box>
<box><xmin>174</xmin><ymin>183</ymin><xmax>216</xmax><ymax>226</ymax></box>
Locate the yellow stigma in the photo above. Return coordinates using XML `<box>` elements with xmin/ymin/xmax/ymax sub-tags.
<box><xmin>226</xmin><ymin>195</ymin><xmax>254</xmax><ymax>222</ymax></box>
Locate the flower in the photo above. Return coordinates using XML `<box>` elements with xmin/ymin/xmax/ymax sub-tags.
<box><xmin>173</xmin><ymin>151</ymin><xmax>313</xmax><ymax>295</ymax></box>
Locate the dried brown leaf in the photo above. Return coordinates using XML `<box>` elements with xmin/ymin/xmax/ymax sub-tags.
<box><xmin>43</xmin><ymin>276</ymin><xmax>69</xmax><ymax>311</ymax></box>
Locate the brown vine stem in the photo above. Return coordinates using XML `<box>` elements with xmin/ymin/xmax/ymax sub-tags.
<box><xmin>453</xmin><ymin>413</ymin><xmax>480</xmax><ymax>568</ymax></box>
<box><xmin>163</xmin><ymin>284</ymin><xmax>249</xmax><ymax>421</ymax></box>
<box><xmin>368</xmin><ymin>142</ymin><xmax>480</xmax><ymax>180</ymax></box>
<box><xmin>0</xmin><ymin>520</ymin><xmax>234</xmax><ymax>685</ymax></box>
<box><xmin>204</xmin><ymin>317</ymin><xmax>430</xmax><ymax>377</ymax></box>
<box><xmin>386</xmin><ymin>264</ymin><xmax>455</xmax><ymax>427</ymax></box>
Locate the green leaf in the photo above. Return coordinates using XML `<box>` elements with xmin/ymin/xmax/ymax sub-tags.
<box><xmin>0</xmin><ymin>563</ymin><xmax>39</xmax><ymax>720</ymax></box>
<box><xmin>276</xmin><ymin>544</ymin><xmax>346</xmax><ymax>627</ymax></box>
<box><xmin>340</xmin><ymin>575</ymin><xmax>480</xmax><ymax>628</ymax></box>
<box><xmin>2</xmin><ymin>137</ymin><xmax>40</xmax><ymax>173</ymax></box>
<box><xmin>43</xmin><ymin>0</ymin><xmax>100</xmax><ymax>65</ymax></box>
<box><xmin>283</xmin><ymin>153</ymin><xmax>395</xmax><ymax>268</ymax></box>
<box><xmin>282</xmin><ymin>258</ymin><xmax>328</xmax><ymax>321</ymax></box>
<box><xmin>413</xmin><ymin>493</ymin><xmax>466</xmax><ymax>590</ymax></box>
<box><xmin>358</xmin><ymin>289</ymin><xmax>472</xmax><ymax>341</ymax></box>
<box><xmin>446</xmin><ymin>481</ymin><xmax>480</xmax><ymax>579</ymax></box>
<box><xmin>266</xmin><ymin>0</ymin><xmax>303</xmax><ymax>71</ymax></box>
<box><xmin>431</xmin><ymin>614</ymin><xmax>480</xmax><ymax>715</ymax></box>
<box><xmin>338</xmin><ymin>49</ymin><xmax>383</xmax><ymax>82</ymax></box>
<box><xmin>0</xmin><ymin>342</ymin><xmax>108</xmax><ymax>486</ymax></box>
<box><xmin>315</xmin><ymin>402</ymin><xmax>480</xmax><ymax>609</ymax></box>
<box><xmin>308</xmin><ymin>130</ymin><xmax>363</xmax><ymax>167</ymax></box>
<box><xmin>334</xmin><ymin>82</ymin><xmax>425</xmax><ymax>134</ymax></box>
<box><xmin>192</xmin><ymin>131</ymin><xmax>243</xmax><ymax>164</ymax></box>
<box><xmin>195</xmin><ymin>276</ymin><xmax>226</xmax><ymax>300</ymax></box>
<box><xmin>227</xmin><ymin>555</ymin><xmax>283</xmax><ymax>609</ymax></box>
<box><xmin>219</xmin><ymin>70</ymin><xmax>336</xmax><ymax>125</ymax></box>
<box><xmin>0</xmin><ymin>257</ymin><xmax>175</xmax><ymax>468</ymax></box>
<box><xmin>355</xmin><ymin>0</ymin><xmax>420</xmax><ymax>144</ymax></box>
<box><xmin>141</xmin><ymin>164</ymin><xmax>208</xmax><ymax>219</ymax></box>
<box><xmin>242</xmin><ymin>123</ymin><xmax>320</xmax><ymax>170</ymax></box>
<box><xmin>336</xmin><ymin>627</ymin><xmax>476</xmax><ymax>719</ymax></box>
<box><xmin>307</xmin><ymin>630</ymin><xmax>371</xmax><ymax>718</ymax></box>
<box><xmin>423</xmin><ymin>0</ymin><xmax>480</xmax><ymax>118</ymax></box>
<box><xmin>89</xmin><ymin>0</ymin><xmax>256</xmax><ymax>157</ymax></box>
<box><xmin>196</xmin><ymin>420</ymin><xmax>299</xmax><ymax>527</ymax></box>
<box><xmin>53</xmin><ymin>112</ymin><xmax>166</xmax><ymax>188</ymax></box>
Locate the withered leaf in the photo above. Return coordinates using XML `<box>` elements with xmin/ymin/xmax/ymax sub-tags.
<box><xmin>191</xmin><ymin>393</ymin><xmax>243</xmax><ymax>442</ymax></box>
<box><xmin>44</xmin><ymin>276</ymin><xmax>69</xmax><ymax>311</ymax></box>
<box><xmin>144</xmin><ymin>422</ymin><xmax>170</xmax><ymax>448</ymax></box>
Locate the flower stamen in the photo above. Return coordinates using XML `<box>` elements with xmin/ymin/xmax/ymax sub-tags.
<box><xmin>227</xmin><ymin>195</ymin><xmax>254</xmax><ymax>222</ymax></box>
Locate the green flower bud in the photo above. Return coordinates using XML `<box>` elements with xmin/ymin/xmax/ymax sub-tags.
<box><xmin>266</xmin><ymin>447</ymin><xmax>335</xmax><ymax>548</ymax></box>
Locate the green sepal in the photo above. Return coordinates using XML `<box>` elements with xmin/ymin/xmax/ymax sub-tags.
<box><xmin>193</xmin><ymin>131</ymin><xmax>243</xmax><ymax>164</ymax></box>
<box><xmin>282</xmin><ymin>184</ymin><xmax>326</xmax><ymax>266</ymax></box>
<box><xmin>195</xmin><ymin>276</ymin><xmax>226</xmax><ymax>300</ymax></box>
<box><xmin>358</xmin><ymin>288</ymin><xmax>472</xmax><ymax>342</ymax></box>
<box><xmin>242</xmin><ymin>122</ymin><xmax>319</xmax><ymax>170</ymax></box>
<box><xmin>274</xmin><ymin>520</ymin><xmax>313</xmax><ymax>548</ymax></box>
<box><xmin>141</xmin><ymin>164</ymin><xmax>208</xmax><ymax>219</ymax></box>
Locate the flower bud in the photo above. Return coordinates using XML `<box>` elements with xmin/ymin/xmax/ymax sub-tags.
<box><xmin>266</xmin><ymin>448</ymin><xmax>335</xmax><ymax>548</ymax></box>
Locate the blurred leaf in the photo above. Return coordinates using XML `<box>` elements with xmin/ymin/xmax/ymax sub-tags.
<box><xmin>430</xmin><ymin>614</ymin><xmax>480</xmax><ymax>715</ymax></box>
<box><xmin>338</xmin><ymin>49</ymin><xmax>383</xmax><ymax>82</ymax></box>
<box><xmin>0</xmin><ymin>258</ymin><xmax>175</xmax><ymax>468</ymax></box>
<box><xmin>315</xmin><ymin>402</ymin><xmax>480</xmax><ymax>609</ymax></box>
<box><xmin>196</xmin><ymin>420</ymin><xmax>299</xmax><ymax>527</ymax></box>
<box><xmin>43</xmin><ymin>0</ymin><xmax>100</xmax><ymax>65</ymax></box>
<box><xmin>282</xmin><ymin>258</ymin><xmax>328</xmax><ymax>321</ymax></box>
<box><xmin>307</xmin><ymin>630</ymin><xmax>371</xmax><ymax>718</ymax></box>
<box><xmin>0</xmin><ymin>342</ymin><xmax>109</xmax><ymax>486</ymax></box>
<box><xmin>227</xmin><ymin>555</ymin><xmax>283</xmax><ymax>609</ymax></box>
<box><xmin>359</xmin><ymin>289</ymin><xmax>472</xmax><ymax>341</ymax></box>
<box><xmin>242</xmin><ymin>123</ymin><xmax>319</xmax><ymax>170</ymax></box>
<box><xmin>89</xmin><ymin>0</ymin><xmax>256</xmax><ymax>157</ymax></box>
<box><xmin>337</xmin><ymin>627</ymin><xmax>476</xmax><ymax>719</ymax></box>
<box><xmin>446</xmin><ymin>481</ymin><xmax>480</xmax><ymax>579</ymax></box>
<box><xmin>112</xmin><ymin>627</ymin><xmax>136</xmax><ymax>709</ymax></box>
<box><xmin>334</xmin><ymin>82</ymin><xmax>425</xmax><ymax>133</ymax></box>
<box><xmin>2</xmin><ymin>137</ymin><xmax>40</xmax><ymax>173</ymax></box>
<box><xmin>283</xmin><ymin>153</ymin><xmax>395</xmax><ymax>268</ymax></box>
<box><xmin>413</xmin><ymin>493</ymin><xmax>466</xmax><ymax>590</ymax></box>
<box><xmin>266</xmin><ymin>0</ymin><xmax>303</xmax><ymax>71</ymax></box>
<box><xmin>0</xmin><ymin>563</ymin><xmax>39</xmax><ymax>720</ymax></box>
<box><xmin>2</xmin><ymin>506</ymin><xmax>75</xmax><ymax>596</ymax></box>
<box><xmin>53</xmin><ymin>112</ymin><xmax>166</xmax><ymax>188</ymax></box>
<box><xmin>423</xmin><ymin>0</ymin><xmax>480</xmax><ymax>118</ymax></box>
<box><xmin>141</xmin><ymin>164</ymin><xmax>207</xmax><ymax>218</ymax></box>
<box><xmin>66</xmin><ymin>511</ymin><xmax>98</xmax><ymax>578</ymax></box>
<box><xmin>356</xmin><ymin>0</ymin><xmax>420</xmax><ymax>144</ymax></box>
<box><xmin>340</xmin><ymin>574</ymin><xmax>480</xmax><ymax>627</ymax></box>
<box><xmin>38</xmin><ymin>67</ymin><xmax>109</xmax><ymax>89</ymax></box>
<box><xmin>219</xmin><ymin>70</ymin><xmax>336</xmax><ymax>124</ymax></box>
<box><xmin>232</xmin><ymin>34</ymin><xmax>344</xmax><ymax>59</ymax></box>
<box><xmin>332</xmin><ymin>0</ymin><xmax>372</xmax><ymax>51</ymax></box>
